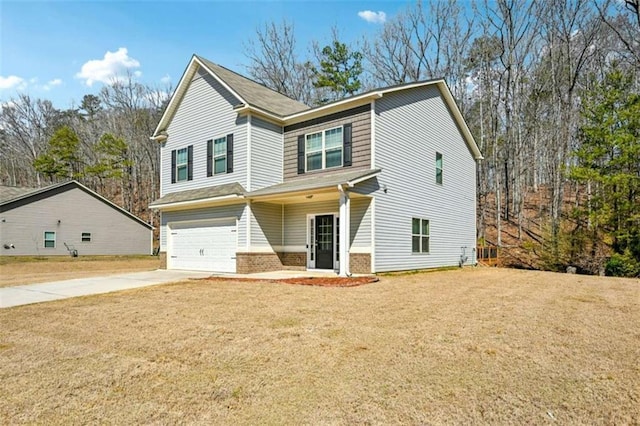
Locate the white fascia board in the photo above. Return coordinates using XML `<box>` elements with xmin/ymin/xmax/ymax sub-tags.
<box><xmin>283</xmin><ymin>93</ymin><xmax>382</xmax><ymax>125</ymax></box>
<box><xmin>149</xmin><ymin>194</ymin><xmax>244</xmax><ymax>211</ymax></box>
<box><xmin>234</xmin><ymin>104</ymin><xmax>285</xmax><ymax>125</ymax></box>
<box><xmin>195</xmin><ymin>57</ymin><xmax>248</xmax><ymax>107</ymax></box>
<box><xmin>152</xmin><ymin>56</ymin><xmax>200</xmax><ymax>138</ymax></box>
<box><xmin>436</xmin><ymin>81</ymin><xmax>484</xmax><ymax>160</ymax></box>
<box><xmin>346</xmin><ymin>170</ymin><xmax>381</xmax><ymax>187</ymax></box>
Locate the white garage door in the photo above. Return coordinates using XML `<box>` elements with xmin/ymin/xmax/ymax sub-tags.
<box><xmin>169</xmin><ymin>220</ymin><xmax>236</xmax><ymax>272</ymax></box>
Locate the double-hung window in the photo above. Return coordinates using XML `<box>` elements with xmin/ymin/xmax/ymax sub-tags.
<box><xmin>436</xmin><ymin>152</ymin><xmax>443</xmax><ymax>185</ymax></box>
<box><xmin>306</xmin><ymin>126</ymin><xmax>343</xmax><ymax>171</ymax></box>
<box><xmin>412</xmin><ymin>218</ymin><xmax>430</xmax><ymax>253</ymax></box>
<box><xmin>44</xmin><ymin>231</ymin><xmax>56</xmax><ymax>248</ymax></box>
<box><xmin>213</xmin><ymin>136</ymin><xmax>227</xmax><ymax>174</ymax></box>
<box><xmin>81</xmin><ymin>232</ymin><xmax>91</xmax><ymax>242</ymax></box>
<box><xmin>175</xmin><ymin>148</ymin><xmax>188</xmax><ymax>182</ymax></box>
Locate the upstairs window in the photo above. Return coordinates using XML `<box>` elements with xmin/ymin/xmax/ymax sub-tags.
<box><xmin>207</xmin><ymin>134</ymin><xmax>234</xmax><ymax>176</ymax></box>
<box><xmin>44</xmin><ymin>231</ymin><xmax>56</xmax><ymax>248</ymax></box>
<box><xmin>306</xmin><ymin>126</ymin><xmax>343</xmax><ymax>172</ymax></box>
<box><xmin>436</xmin><ymin>152</ymin><xmax>443</xmax><ymax>185</ymax></box>
<box><xmin>81</xmin><ymin>232</ymin><xmax>91</xmax><ymax>242</ymax></box>
<box><xmin>412</xmin><ymin>218</ymin><xmax>430</xmax><ymax>254</ymax></box>
<box><xmin>171</xmin><ymin>146</ymin><xmax>193</xmax><ymax>183</ymax></box>
<box><xmin>176</xmin><ymin>148</ymin><xmax>188</xmax><ymax>181</ymax></box>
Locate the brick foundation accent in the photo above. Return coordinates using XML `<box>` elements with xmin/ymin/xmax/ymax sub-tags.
<box><xmin>350</xmin><ymin>253</ymin><xmax>371</xmax><ymax>274</ymax></box>
<box><xmin>236</xmin><ymin>252</ymin><xmax>284</xmax><ymax>274</ymax></box>
<box><xmin>158</xmin><ymin>251</ymin><xmax>167</xmax><ymax>269</ymax></box>
<box><xmin>280</xmin><ymin>252</ymin><xmax>306</xmax><ymax>270</ymax></box>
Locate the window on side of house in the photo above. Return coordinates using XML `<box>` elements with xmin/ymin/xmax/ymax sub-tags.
<box><xmin>176</xmin><ymin>147</ymin><xmax>188</xmax><ymax>182</ymax></box>
<box><xmin>81</xmin><ymin>232</ymin><xmax>91</xmax><ymax>242</ymax></box>
<box><xmin>436</xmin><ymin>152</ymin><xmax>443</xmax><ymax>185</ymax></box>
<box><xmin>306</xmin><ymin>126</ymin><xmax>343</xmax><ymax>172</ymax></box>
<box><xmin>44</xmin><ymin>231</ymin><xmax>56</xmax><ymax>248</ymax></box>
<box><xmin>411</xmin><ymin>218</ymin><xmax>430</xmax><ymax>254</ymax></box>
<box><xmin>213</xmin><ymin>136</ymin><xmax>227</xmax><ymax>174</ymax></box>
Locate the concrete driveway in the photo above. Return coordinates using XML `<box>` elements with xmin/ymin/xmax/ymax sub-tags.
<box><xmin>0</xmin><ymin>270</ymin><xmax>212</xmax><ymax>309</ymax></box>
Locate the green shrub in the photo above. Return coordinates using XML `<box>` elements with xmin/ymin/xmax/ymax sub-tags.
<box><xmin>605</xmin><ymin>251</ymin><xmax>640</xmax><ymax>277</ymax></box>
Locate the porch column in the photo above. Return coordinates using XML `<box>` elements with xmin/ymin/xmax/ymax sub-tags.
<box><xmin>338</xmin><ymin>185</ymin><xmax>350</xmax><ymax>277</ymax></box>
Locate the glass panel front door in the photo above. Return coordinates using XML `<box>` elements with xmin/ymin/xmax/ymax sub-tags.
<box><xmin>315</xmin><ymin>215</ymin><xmax>334</xmax><ymax>269</ymax></box>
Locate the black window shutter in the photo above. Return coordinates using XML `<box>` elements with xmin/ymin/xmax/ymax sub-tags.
<box><xmin>206</xmin><ymin>139</ymin><xmax>213</xmax><ymax>177</ymax></box>
<box><xmin>343</xmin><ymin>123</ymin><xmax>352</xmax><ymax>167</ymax></box>
<box><xmin>171</xmin><ymin>149</ymin><xmax>176</xmax><ymax>183</ymax></box>
<box><xmin>226</xmin><ymin>134</ymin><xmax>234</xmax><ymax>173</ymax></box>
<box><xmin>187</xmin><ymin>145</ymin><xmax>193</xmax><ymax>181</ymax></box>
<box><xmin>297</xmin><ymin>135</ymin><xmax>305</xmax><ymax>174</ymax></box>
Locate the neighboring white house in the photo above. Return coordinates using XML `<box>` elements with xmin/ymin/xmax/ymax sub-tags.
<box><xmin>150</xmin><ymin>54</ymin><xmax>482</xmax><ymax>274</ymax></box>
<box><xmin>0</xmin><ymin>180</ymin><xmax>153</xmax><ymax>256</ymax></box>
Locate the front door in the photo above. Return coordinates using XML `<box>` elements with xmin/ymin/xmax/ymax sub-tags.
<box><xmin>315</xmin><ymin>214</ymin><xmax>334</xmax><ymax>269</ymax></box>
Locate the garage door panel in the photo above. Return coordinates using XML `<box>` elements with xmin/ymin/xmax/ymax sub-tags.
<box><xmin>169</xmin><ymin>220</ymin><xmax>236</xmax><ymax>272</ymax></box>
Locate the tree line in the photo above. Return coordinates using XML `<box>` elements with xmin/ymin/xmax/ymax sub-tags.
<box><xmin>1</xmin><ymin>0</ymin><xmax>638</xmax><ymax>275</ymax></box>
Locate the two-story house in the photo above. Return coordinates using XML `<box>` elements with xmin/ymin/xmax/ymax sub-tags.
<box><xmin>150</xmin><ymin>55</ymin><xmax>482</xmax><ymax>275</ymax></box>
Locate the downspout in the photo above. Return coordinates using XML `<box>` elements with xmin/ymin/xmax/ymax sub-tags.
<box><xmin>337</xmin><ymin>184</ymin><xmax>351</xmax><ymax>277</ymax></box>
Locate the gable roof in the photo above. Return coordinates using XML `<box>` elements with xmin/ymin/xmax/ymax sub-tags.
<box><xmin>152</xmin><ymin>54</ymin><xmax>482</xmax><ymax>160</ymax></box>
<box><xmin>0</xmin><ymin>180</ymin><xmax>153</xmax><ymax>230</ymax></box>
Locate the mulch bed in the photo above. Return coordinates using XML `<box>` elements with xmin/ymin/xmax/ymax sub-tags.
<box><xmin>198</xmin><ymin>276</ymin><xmax>379</xmax><ymax>287</ymax></box>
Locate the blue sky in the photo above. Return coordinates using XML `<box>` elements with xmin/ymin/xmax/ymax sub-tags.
<box><xmin>1</xmin><ymin>1</ymin><xmax>410</xmax><ymax>108</ymax></box>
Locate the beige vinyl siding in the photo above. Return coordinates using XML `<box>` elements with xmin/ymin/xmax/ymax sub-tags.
<box><xmin>250</xmin><ymin>202</ymin><xmax>282</xmax><ymax>248</ymax></box>
<box><xmin>250</xmin><ymin>117</ymin><xmax>283</xmax><ymax>191</ymax></box>
<box><xmin>373</xmin><ymin>86</ymin><xmax>477</xmax><ymax>272</ymax></box>
<box><xmin>283</xmin><ymin>105</ymin><xmax>371</xmax><ymax>181</ymax></box>
<box><xmin>160</xmin><ymin>204</ymin><xmax>246</xmax><ymax>251</ymax></box>
<box><xmin>161</xmin><ymin>68</ymin><xmax>247</xmax><ymax>196</ymax></box>
<box><xmin>0</xmin><ymin>187</ymin><xmax>151</xmax><ymax>256</ymax></box>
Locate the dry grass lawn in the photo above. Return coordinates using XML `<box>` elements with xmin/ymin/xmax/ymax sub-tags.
<box><xmin>0</xmin><ymin>268</ymin><xmax>638</xmax><ymax>424</ymax></box>
<box><xmin>0</xmin><ymin>256</ymin><xmax>161</xmax><ymax>287</ymax></box>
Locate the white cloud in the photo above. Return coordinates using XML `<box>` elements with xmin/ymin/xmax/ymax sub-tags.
<box><xmin>43</xmin><ymin>78</ymin><xmax>63</xmax><ymax>91</ymax></box>
<box><xmin>160</xmin><ymin>74</ymin><xmax>171</xmax><ymax>84</ymax></box>
<box><xmin>75</xmin><ymin>47</ymin><xmax>141</xmax><ymax>86</ymax></box>
<box><xmin>0</xmin><ymin>75</ymin><xmax>25</xmax><ymax>90</ymax></box>
<box><xmin>358</xmin><ymin>10</ymin><xmax>386</xmax><ymax>24</ymax></box>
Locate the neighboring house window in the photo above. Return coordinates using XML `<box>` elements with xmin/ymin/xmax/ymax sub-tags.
<box><xmin>44</xmin><ymin>231</ymin><xmax>56</xmax><ymax>248</ymax></box>
<box><xmin>171</xmin><ymin>145</ymin><xmax>193</xmax><ymax>183</ymax></box>
<box><xmin>207</xmin><ymin>134</ymin><xmax>234</xmax><ymax>176</ymax></box>
<box><xmin>298</xmin><ymin>123</ymin><xmax>352</xmax><ymax>174</ymax></box>
<box><xmin>412</xmin><ymin>218</ymin><xmax>430</xmax><ymax>253</ymax></box>
<box><xmin>81</xmin><ymin>233</ymin><xmax>91</xmax><ymax>242</ymax></box>
<box><xmin>436</xmin><ymin>152</ymin><xmax>443</xmax><ymax>185</ymax></box>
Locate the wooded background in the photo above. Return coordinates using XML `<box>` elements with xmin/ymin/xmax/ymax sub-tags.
<box><xmin>1</xmin><ymin>0</ymin><xmax>638</xmax><ymax>275</ymax></box>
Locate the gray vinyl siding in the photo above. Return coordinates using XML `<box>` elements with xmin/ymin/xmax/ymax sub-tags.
<box><xmin>373</xmin><ymin>86</ymin><xmax>477</xmax><ymax>272</ymax></box>
<box><xmin>250</xmin><ymin>202</ymin><xmax>282</xmax><ymax>248</ymax></box>
<box><xmin>250</xmin><ymin>117</ymin><xmax>283</xmax><ymax>191</ymax></box>
<box><xmin>283</xmin><ymin>200</ymin><xmax>338</xmax><ymax>247</ymax></box>
<box><xmin>0</xmin><ymin>187</ymin><xmax>151</xmax><ymax>256</ymax></box>
<box><xmin>281</xmin><ymin>198</ymin><xmax>371</xmax><ymax>249</ymax></box>
<box><xmin>161</xmin><ymin>68</ymin><xmax>247</xmax><ymax>196</ymax></box>
<box><xmin>160</xmin><ymin>203</ymin><xmax>246</xmax><ymax>251</ymax></box>
<box><xmin>350</xmin><ymin>197</ymin><xmax>372</xmax><ymax>249</ymax></box>
<box><xmin>283</xmin><ymin>106</ymin><xmax>371</xmax><ymax>181</ymax></box>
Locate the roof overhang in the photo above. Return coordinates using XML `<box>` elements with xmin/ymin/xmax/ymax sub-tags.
<box><xmin>149</xmin><ymin>194</ymin><xmax>245</xmax><ymax>212</ymax></box>
<box><xmin>247</xmin><ymin>169</ymin><xmax>381</xmax><ymax>204</ymax></box>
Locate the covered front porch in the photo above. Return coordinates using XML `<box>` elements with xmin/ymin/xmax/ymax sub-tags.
<box><xmin>240</xmin><ymin>169</ymin><xmax>380</xmax><ymax>276</ymax></box>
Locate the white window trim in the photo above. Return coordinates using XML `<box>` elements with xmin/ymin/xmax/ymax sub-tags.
<box><xmin>412</xmin><ymin>218</ymin><xmax>430</xmax><ymax>254</ymax></box>
<box><xmin>81</xmin><ymin>232</ymin><xmax>91</xmax><ymax>242</ymax></box>
<box><xmin>305</xmin><ymin>126</ymin><xmax>343</xmax><ymax>172</ymax></box>
<box><xmin>176</xmin><ymin>147</ymin><xmax>188</xmax><ymax>182</ymax></box>
<box><xmin>213</xmin><ymin>136</ymin><xmax>227</xmax><ymax>175</ymax></box>
<box><xmin>44</xmin><ymin>231</ymin><xmax>56</xmax><ymax>248</ymax></box>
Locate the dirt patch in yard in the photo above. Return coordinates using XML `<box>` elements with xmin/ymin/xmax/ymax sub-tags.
<box><xmin>0</xmin><ymin>256</ymin><xmax>161</xmax><ymax>287</ymax></box>
<box><xmin>0</xmin><ymin>268</ymin><xmax>638</xmax><ymax>424</ymax></box>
